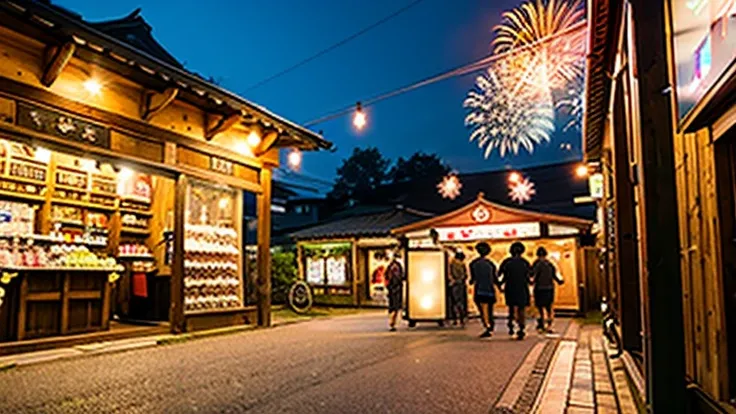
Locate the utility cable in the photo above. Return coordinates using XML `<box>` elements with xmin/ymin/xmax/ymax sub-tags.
<box><xmin>244</xmin><ymin>0</ymin><xmax>427</xmax><ymax>92</ymax></box>
<box><xmin>303</xmin><ymin>20</ymin><xmax>587</xmax><ymax>127</ymax></box>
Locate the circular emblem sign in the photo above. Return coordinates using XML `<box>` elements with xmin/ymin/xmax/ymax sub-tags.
<box><xmin>471</xmin><ymin>205</ymin><xmax>491</xmax><ymax>223</ymax></box>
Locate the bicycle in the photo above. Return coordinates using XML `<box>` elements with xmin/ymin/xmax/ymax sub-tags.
<box><xmin>287</xmin><ymin>280</ymin><xmax>313</xmax><ymax>314</ymax></box>
<box><xmin>601</xmin><ymin>297</ymin><xmax>623</xmax><ymax>358</ymax></box>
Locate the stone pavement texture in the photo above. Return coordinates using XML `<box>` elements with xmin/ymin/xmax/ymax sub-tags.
<box><xmin>0</xmin><ymin>314</ymin><xmax>562</xmax><ymax>413</ymax></box>
<box><xmin>532</xmin><ymin>322</ymin><xmax>640</xmax><ymax>414</ymax></box>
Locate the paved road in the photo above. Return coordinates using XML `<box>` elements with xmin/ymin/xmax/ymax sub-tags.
<box><xmin>0</xmin><ymin>313</ymin><xmax>563</xmax><ymax>413</ymax></box>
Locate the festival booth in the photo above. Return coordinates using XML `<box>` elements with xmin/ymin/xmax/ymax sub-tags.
<box><xmin>0</xmin><ymin>2</ymin><xmax>329</xmax><ymax>354</ymax></box>
<box><xmin>291</xmin><ymin>206</ymin><xmax>431</xmax><ymax>307</ymax></box>
<box><xmin>392</xmin><ymin>193</ymin><xmax>592</xmax><ymax>326</ymax></box>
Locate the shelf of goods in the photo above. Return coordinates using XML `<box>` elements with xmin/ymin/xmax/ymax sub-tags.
<box><xmin>183</xmin><ymin>224</ymin><xmax>242</xmax><ymax>312</ymax></box>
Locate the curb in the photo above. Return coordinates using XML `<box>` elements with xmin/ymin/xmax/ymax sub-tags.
<box><xmin>0</xmin><ymin>361</ymin><xmax>16</xmax><ymax>372</ymax></box>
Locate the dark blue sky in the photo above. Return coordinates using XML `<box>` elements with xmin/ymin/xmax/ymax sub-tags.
<box><xmin>58</xmin><ymin>0</ymin><xmax>583</xmax><ymax>180</ymax></box>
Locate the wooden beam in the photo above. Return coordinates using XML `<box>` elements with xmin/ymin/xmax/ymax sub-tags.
<box><xmin>254</xmin><ymin>129</ymin><xmax>279</xmax><ymax>157</ymax></box>
<box><xmin>41</xmin><ymin>42</ymin><xmax>75</xmax><ymax>87</ymax></box>
<box><xmin>140</xmin><ymin>87</ymin><xmax>178</xmax><ymax>121</ymax></box>
<box><xmin>256</xmin><ymin>168</ymin><xmax>272</xmax><ymax>327</ymax></box>
<box><xmin>205</xmin><ymin>111</ymin><xmax>242</xmax><ymax>141</ymax></box>
<box><xmin>170</xmin><ymin>174</ymin><xmax>188</xmax><ymax>333</ymax></box>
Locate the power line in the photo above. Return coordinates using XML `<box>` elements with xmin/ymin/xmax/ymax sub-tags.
<box><xmin>303</xmin><ymin>20</ymin><xmax>587</xmax><ymax>127</ymax></box>
<box><xmin>244</xmin><ymin>0</ymin><xmax>427</xmax><ymax>93</ymax></box>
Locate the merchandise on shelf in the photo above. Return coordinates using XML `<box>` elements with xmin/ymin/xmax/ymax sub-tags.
<box><xmin>118</xmin><ymin>243</ymin><xmax>152</xmax><ymax>257</ymax></box>
<box><xmin>91</xmin><ymin>175</ymin><xmax>116</xmax><ymax>194</ymax></box>
<box><xmin>55</xmin><ymin>170</ymin><xmax>87</xmax><ymax>189</ymax></box>
<box><xmin>53</xmin><ymin>189</ymin><xmax>85</xmax><ymax>201</ymax></box>
<box><xmin>0</xmin><ymin>240</ymin><xmax>118</xmax><ymax>269</ymax></box>
<box><xmin>86</xmin><ymin>212</ymin><xmax>108</xmax><ymax>228</ymax></box>
<box><xmin>0</xmin><ymin>200</ymin><xmax>35</xmax><ymax>236</ymax></box>
<box><xmin>183</xmin><ymin>224</ymin><xmax>241</xmax><ymax>311</ymax></box>
<box><xmin>52</xmin><ymin>205</ymin><xmax>83</xmax><ymax>224</ymax></box>
<box><xmin>9</xmin><ymin>161</ymin><xmax>46</xmax><ymax>182</ymax></box>
<box><xmin>121</xmin><ymin>213</ymin><xmax>149</xmax><ymax>228</ymax></box>
<box><xmin>0</xmin><ymin>180</ymin><xmax>42</xmax><ymax>195</ymax></box>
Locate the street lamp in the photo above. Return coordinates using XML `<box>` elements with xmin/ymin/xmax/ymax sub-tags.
<box><xmin>508</xmin><ymin>171</ymin><xmax>521</xmax><ymax>184</ymax></box>
<box><xmin>576</xmin><ymin>164</ymin><xmax>589</xmax><ymax>178</ymax></box>
<box><xmin>353</xmin><ymin>102</ymin><xmax>366</xmax><ymax>130</ymax></box>
<box><xmin>288</xmin><ymin>149</ymin><xmax>302</xmax><ymax>169</ymax></box>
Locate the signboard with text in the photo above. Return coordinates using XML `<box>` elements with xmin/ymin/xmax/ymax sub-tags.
<box><xmin>435</xmin><ymin>222</ymin><xmax>540</xmax><ymax>242</ymax></box>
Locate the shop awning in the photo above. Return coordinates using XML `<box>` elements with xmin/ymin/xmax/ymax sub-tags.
<box><xmin>392</xmin><ymin>193</ymin><xmax>593</xmax><ymax>242</ymax></box>
<box><xmin>583</xmin><ymin>0</ymin><xmax>623</xmax><ymax>161</ymax></box>
<box><xmin>290</xmin><ymin>205</ymin><xmax>433</xmax><ymax>241</ymax></box>
<box><xmin>0</xmin><ymin>0</ymin><xmax>331</xmax><ymax>152</ymax></box>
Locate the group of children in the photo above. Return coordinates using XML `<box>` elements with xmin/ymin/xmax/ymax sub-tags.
<box><xmin>450</xmin><ymin>241</ymin><xmax>564</xmax><ymax>340</ymax></box>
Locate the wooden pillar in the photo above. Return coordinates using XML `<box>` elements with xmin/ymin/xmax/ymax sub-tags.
<box><xmin>351</xmin><ymin>240</ymin><xmax>359</xmax><ymax>307</ymax></box>
<box><xmin>257</xmin><ymin>168</ymin><xmax>272</xmax><ymax>327</ymax></box>
<box><xmin>170</xmin><ymin>174</ymin><xmax>187</xmax><ymax>333</ymax></box>
<box><xmin>629</xmin><ymin>0</ymin><xmax>686</xmax><ymax>410</ymax></box>
<box><xmin>612</xmin><ymin>70</ymin><xmax>643</xmax><ymax>354</ymax></box>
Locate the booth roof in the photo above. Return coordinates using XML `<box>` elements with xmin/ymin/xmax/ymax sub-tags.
<box><xmin>289</xmin><ymin>205</ymin><xmax>432</xmax><ymax>241</ymax></box>
<box><xmin>370</xmin><ymin>161</ymin><xmax>596</xmax><ymax>220</ymax></box>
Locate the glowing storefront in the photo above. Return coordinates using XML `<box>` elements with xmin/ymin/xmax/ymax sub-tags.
<box><xmin>392</xmin><ymin>193</ymin><xmax>593</xmax><ymax>325</ymax></box>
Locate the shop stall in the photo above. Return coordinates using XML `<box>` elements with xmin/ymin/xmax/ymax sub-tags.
<box><xmin>291</xmin><ymin>206</ymin><xmax>431</xmax><ymax>306</ymax></box>
<box><xmin>392</xmin><ymin>193</ymin><xmax>593</xmax><ymax>324</ymax></box>
<box><xmin>0</xmin><ymin>1</ymin><xmax>330</xmax><ymax>352</ymax></box>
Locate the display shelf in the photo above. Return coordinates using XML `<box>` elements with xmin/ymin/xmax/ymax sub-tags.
<box><xmin>2</xmin><ymin>174</ymin><xmax>46</xmax><ymax>186</ymax></box>
<box><xmin>120</xmin><ymin>195</ymin><xmax>151</xmax><ymax>205</ymax></box>
<box><xmin>120</xmin><ymin>227</ymin><xmax>151</xmax><ymax>236</ymax></box>
<box><xmin>117</xmin><ymin>254</ymin><xmax>155</xmax><ymax>261</ymax></box>
<box><xmin>0</xmin><ymin>233</ymin><xmax>108</xmax><ymax>246</ymax></box>
<box><xmin>51</xmin><ymin>198</ymin><xmax>116</xmax><ymax>212</ymax></box>
<box><xmin>119</xmin><ymin>208</ymin><xmax>153</xmax><ymax>217</ymax></box>
<box><xmin>0</xmin><ymin>266</ymin><xmax>123</xmax><ymax>272</ymax></box>
<box><xmin>0</xmin><ymin>189</ymin><xmax>46</xmax><ymax>202</ymax></box>
<box><xmin>87</xmin><ymin>227</ymin><xmax>109</xmax><ymax>234</ymax></box>
<box><xmin>8</xmin><ymin>155</ymin><xmax>46</xmax><ymax>166</ymax></box>
<box><xmin>53</xmin><ymin>219</ymin><xmax>86</xmax><ymax>228</ymax></box>
<box><xmin>184</xmin><ymin>306</ymin><xmax>250</xmax><ymax>316</ymax></box>
<box><xmin>53</xmin><ymin>183</ymin><xmax>87</xmax><ymax>192</ymax></box>
<box><xmin>90</xmin><ymin>190</ymin><xmax>118</xmax><ymax>198</ymax></box>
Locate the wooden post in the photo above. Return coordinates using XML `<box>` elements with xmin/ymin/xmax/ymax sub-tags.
<box><xmin>629</xmin><ymin>0</ymin><xmax>686</xmax><ymax>410</ymax></box>
<box><xmin>351</xmin><ymin>240</ymin><xmax>359</xmax><ymax>306</ymax></box>
<box><xmin>170</xmin><ymin>174</ymin><xmax>187</xmax><ymax>333</ymax></box>
<box><xmin>612</xmin><ymin>70</ymin><xmax>643</xmax><ymax>354</ymax></box>
<box><xmin>257</xmin><ymin>168</ymin><xmax>272</xmax><ymax>327</ymax></box>
<box><xmin>60</xmin><ymin>272</ymin><xmax>70</xmax><ymax>334</ymax></box>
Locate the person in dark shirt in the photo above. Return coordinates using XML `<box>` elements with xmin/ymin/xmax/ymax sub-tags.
<box><xmin>448</xmin><ymin>250</ymin><xmax>468</xmax><ymax>327</ymax></box>
<box><xmin>531</xmin><ymin>247</ymin><xmax>564</xmax><ymax>332</ymax></box>
<box><xmin>498</xmin><ymin>242</ymin><xmax>531</xmax><ymax>340</ymax></box>
<box><xmin>385</xmin><ymin>251</ymin><xmax>404</xmax><ymax>332</ymax></box>
<box><xmin>469</xmin><ymin>242</ymin><xmax>499</xmax><ymax>338</ymax></box>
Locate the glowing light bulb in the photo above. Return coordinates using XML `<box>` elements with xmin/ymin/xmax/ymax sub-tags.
<box><xmin>353</xmin><ymin>111</ymin><xmax>366</xmax><ymax>130</ymax></box>
<box><xmin>508</xmin><ymin>172</ymin><xmax>521</xmax><ymax>184</ymax></box>
<box><xmin>218</xmin><ymin>197</ymin><xmax>229</xmax><ymax>210</ymax></box>
<box><xmin>576</xmin><ymin>164</ymin><xmax>589</xmax><ymax>178</ymax></box>
<box><xmin>420</xmin><ymin>296</ymin><xmax>433</xmax><ymax>310</ymax></box>
<box><xmin>288</xmin><ymin>150</ymin><xmax>302</xmax><ymax>169</ymax></box>
<box><xmin>34</xmin><ymin>147</ymin><xmax>51</xmax><ymax>163</ymax></box>
<box><xmin>234</xmin><ymin>140</ymin><xmax>252</xmax><ymax>156</ymax></box>
<box><xmin>421</xmin><ymin>270</ymin><xmax>434</xmax><ymax>283</ymax></box>
<box><xmin>83</xmin><ymin>79</ymin><xmax>102</xmax><ymax>96</ymax></box>
<box><xmin>247</xmin><ymin>131</ymin><xmax>261</xmax><ymax>147</ymax></box>
<box><xmin>118</xmin><ymin>167</ymin><xmax>134</xmax><ymax>182</ymax></box>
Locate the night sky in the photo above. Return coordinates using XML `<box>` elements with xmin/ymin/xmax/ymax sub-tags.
<box><xmin>57</xmin><ymin>0</ymin><xmax>584</xmax><ymax>181</ymax></box>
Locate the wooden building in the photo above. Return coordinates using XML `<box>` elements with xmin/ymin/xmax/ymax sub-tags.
<box><xmin>0</xmin><ymin>1</ymin><xmax>330</xmax><ymax>353</ymax></box>
<box><xmin>584</xmin><ymin>0</ymin><xmax>735</xmax><ymax>411</ymax></box>
<box><xmin>291</xmin><ymin>205</ymin><xmax>431</xmax><ymax>307</ymax></box>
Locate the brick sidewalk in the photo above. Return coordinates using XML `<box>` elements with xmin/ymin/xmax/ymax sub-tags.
<box><xmin>533</xmin><ymin>322</ymin><xmax>640</xmax><ymax>414</ymax></box>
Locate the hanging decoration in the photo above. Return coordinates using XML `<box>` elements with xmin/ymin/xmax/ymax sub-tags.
<box><xmin>464</xmin><ymin>0</ymin><xmax>586</xmax><ymax>158</ymax></box>
<box><xmin>509</xmin><ymin>176</ymin><xmax>536</xmax><ymax>204</ymax></box>
<box><xmin>437</xmin><ymin>174</ymin><xmax>462</xmax><ymax>199</ymax></box>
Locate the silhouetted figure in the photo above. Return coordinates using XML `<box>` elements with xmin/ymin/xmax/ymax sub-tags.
<box><xmin>531</xmin><ymin>246</ymin><xmax>564</xmax><ymax>332</ymax></box>
<box><xmin>469</xmin><ymin>242</ymin><xmax>499</xmax><ymax>338</ymax></box>
<box><xmin>448</xmin><ymin>250</ymin><xmax>468</xmax><ymax>327</ymax></box>
<box><xmin>385</xmin><ymin>251</ymin><xmax>404</xmax><ymax>332</ymax></box>
<box><xmin>499</xmin><ymin>242</ymin><xmax>531</xmax><ymax>340</ymax></box>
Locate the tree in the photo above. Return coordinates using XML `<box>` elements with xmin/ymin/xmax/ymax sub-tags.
<box><xmin>328</xmin><ymin>147</ymin><xmax>390</xmax><ymax>203</ymax></box>
<box><xmin>389</xmin><ymin>152</ymin><xmax>451</xmax><ymax>184</ymax></box>
<box><xmin>271</xmin><ymin>251</ymin><xmax>297</xmax><ymax>304</ymax></box>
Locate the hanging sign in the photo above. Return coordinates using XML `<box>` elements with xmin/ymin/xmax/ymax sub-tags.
<box><xmin>588</xmin><ymin>173</ymin><xmax>604</xmax><ymax>199</ymax></box>
<box><xmin>210</xmin><ymin>156</ymin><xmax>234</xmax><ymax>175</ymax></box>
<box><xmin>548</xmin><ymin>224</ymin><xmax>580</xmax><ymax>236</ymax></box>
<box><xmin>435</xmin><ymin>222</ymin><xmax>540</xmax><ymax>242</ymax></box>
<box><xmin>471</xmin><ymin>205</ymin><xmax>491</xmax><ymax>223</ymax></box>
<box><xmin>16</xmin><ymin>103</ymin><xmax>110</xmax><ymax>148</ymax></box>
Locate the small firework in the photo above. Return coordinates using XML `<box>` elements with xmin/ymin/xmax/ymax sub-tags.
<box><xmin>437</xmin><ymin>174</ymin><xmax>462</xmax><ymax>199</ymax></box>
<box><xmin>464</xmin><ymin>65</ymin><xmax>554</xmax><ymax>158</ymax></box>
<box><xmin>509</xmin><ymin>177</ymin><xmax>536</xmax><ymax>204</ymax></box>
<box><xmin>555</xmin><ymin>77</ymin><xmax>585</xmax><ymax>132</ymax></box>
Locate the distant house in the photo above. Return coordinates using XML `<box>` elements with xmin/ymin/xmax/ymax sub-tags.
<box><xmin>271</xmin><ymin>180</ymin><xmax>328</xmax><ymax>247</ymax></box>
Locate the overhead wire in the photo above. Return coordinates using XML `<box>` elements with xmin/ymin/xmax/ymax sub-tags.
<box><xmin>303</xmin><ymin>19</ymin><xmax>587</xmax><ymax>127</ymax></box>
<box><xmin>243</xmin><ymin>0</ymin><xmax>427</xmax><ymax>93</ymax></box>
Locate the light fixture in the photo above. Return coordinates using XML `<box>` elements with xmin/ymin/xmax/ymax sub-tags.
<box><xmin>420</xmin><ymin>296</ymin><xmax>433</xmax><ymax>310</ymax></box>
<box><xmin>353</xmin><ymin>102</ymin><xmax>366</xmax><ymax>130</ymax></box>
<box><xmin>508</xmin><ymin>171</ymin><xmax>521</xmax><ymax>184</ymax></box>
<box><xmin>34</xmin><ymin>147</ymin><xmax>51</xmax><ymax>163</ymax></box>
<box><xmin>234</xmin><ymin>140</ymin><xmax>252</xmax><ymax>156</ymax></box>
<box><xmin>576</xmin><ymin>164</ymin><xmax>589</xmax><ymax>178</ymax></box>
<box><xmin>288</xmin><ymin>149</ymin><xmax>302</xmax><ymax>169</ymax></box>
<box><xmin>247</xmin><ymin>131</ymin><xmax>261</xmax><ymax>147</ymax></box>
<box><xmin>218</xmin><ymin>197</ymin><xmax>229</xmax><ymax>210</ymax></box>
<box><xmin>79</xmin><ymin>158</ymin><xmax>97</xmax><ymax>172</ymax></box>
<box><xmin>421</xmin><ymin>270</ymin><xmax>434</xmax><ymax>283</ymax></box>
<box><xmin>83</xmin><ymin>78</ymin><xmax>102</xmax><ymax>96</ymax></box>
<box><xmin>118</xmin><ymin>167</ymin><xmax>134</xmax><ymax>182</ymax></box>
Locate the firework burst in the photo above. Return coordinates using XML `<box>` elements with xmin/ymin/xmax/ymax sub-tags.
<box><xmin>555</xmin><ymin>76</ymin><xmax>585</xmax><ymax>132</ymax></box>
<box><xmin>464</xmin><ymin>65</ymin><xmax>554</xmax><ymax>158</ymax></box>
<box><xmin>509</xmin><ymin>177</ymin><xmax>536</xmax><ymax>204</ymax></box>
<box><xmin>493</xmin><ymin>0</ymin><xmax>586</xmax><ymax>91</ymax></box>
<box><xmin>437</xmin><ymin>174</ymin><xmax>462</xmax><ymax>199</ymax></box>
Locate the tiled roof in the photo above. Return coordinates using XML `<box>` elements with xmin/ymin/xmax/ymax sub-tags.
<box><xmin>290</xmin><ymin>206</ymin><xmax>432</xmax><ymax>241</ymax></box>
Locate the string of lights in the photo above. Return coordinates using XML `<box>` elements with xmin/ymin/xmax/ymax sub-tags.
<box><xmin>302</xmin><ymin>20</ymin><xmax>587</xmax><ymax>128</ymax></box>
<box><xmin>243</xmin><ymin>0</ymin><xmax>428</xmax><ymax>93</ymax></box>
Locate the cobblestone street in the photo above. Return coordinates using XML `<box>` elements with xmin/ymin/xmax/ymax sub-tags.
<box><xmin>0</xmin><ymin>313</ymin><xmax>564</xmax><ymax>413</ymax></box>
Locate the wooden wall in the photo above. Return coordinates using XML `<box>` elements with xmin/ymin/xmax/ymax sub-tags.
<box><xmin>673</xmin><ymin>127</ymin><xmax>730</xmax><ymax>400</ymax></box>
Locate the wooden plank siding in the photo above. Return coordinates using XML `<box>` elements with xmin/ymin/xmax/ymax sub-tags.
<box><xmin>676</xmin><ymin>128</ymin><xmax>730</xmax><ymax>401</ymax></box>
